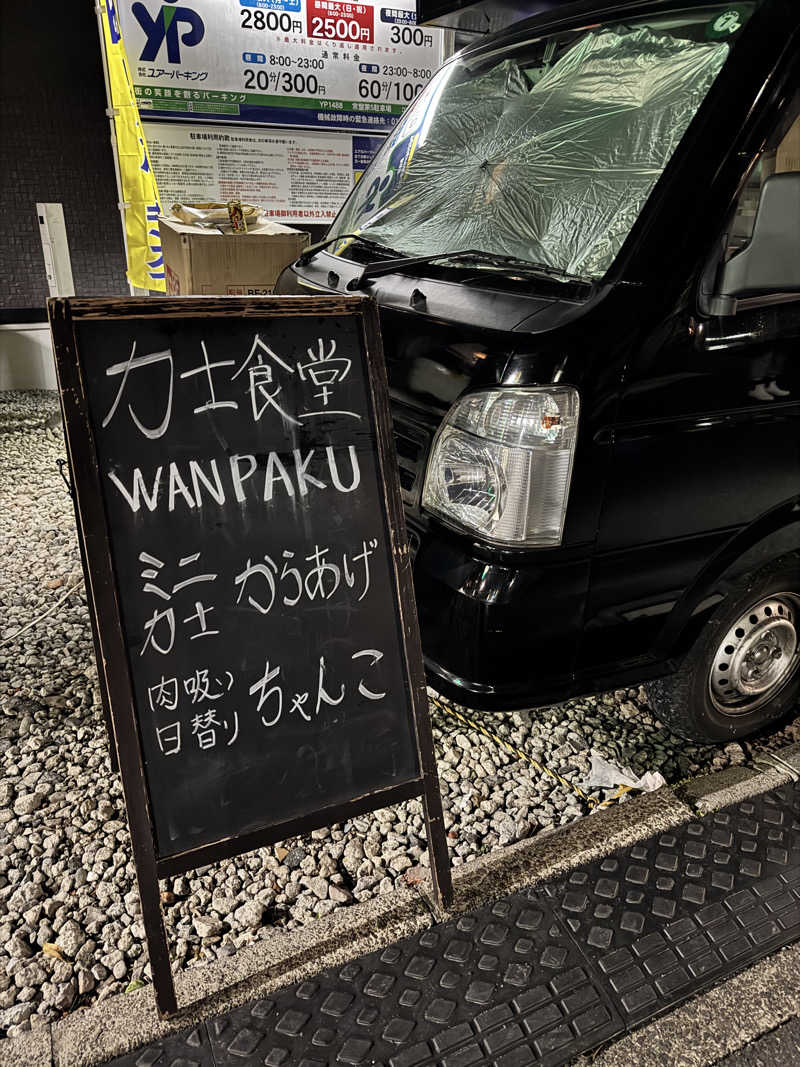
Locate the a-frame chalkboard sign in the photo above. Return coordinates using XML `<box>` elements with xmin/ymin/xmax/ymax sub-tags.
<box><xmin>48</xmin><ymin>295</ymin><xmax>452</xmax><ymax>1016</ymax></box>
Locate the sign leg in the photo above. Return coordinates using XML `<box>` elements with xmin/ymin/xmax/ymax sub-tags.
<box><xmin>83</xmin><ymin>583</ymin><xmax>119</xmax><ymax>774</ymax></box>
<box><xmin>421</xmin><ymin>774</ymin><xmax>453</xmax><ymax>911</ymax></box>
<box><xmin>414</xmin><ymin>698</ymin><xmax>453</xmax><ymax>910</ymax></box>
<box><xmin>136</xmin><ymin>856</ymin><xmax>178</xmax><ymax>1017</ymax></box>
<box><xmin>100</xmin><ymin>676</ymin><xmax>119</xmax><ymax>773</ymax></box>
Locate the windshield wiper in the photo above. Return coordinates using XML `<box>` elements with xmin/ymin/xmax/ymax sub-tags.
<box><xmin>346</xmin><ymin>248</ymin><xmax>590</xmax><ymax>288</ymax></box>
<box><xmin>297</xmin><ymin>232</ymin><xmax>405</xmax><ymax>266</ymax></box>
<box><xmin>455</xmin><ymin>252</ymin><xmax>591</xmax><ymax>284</ymax></box>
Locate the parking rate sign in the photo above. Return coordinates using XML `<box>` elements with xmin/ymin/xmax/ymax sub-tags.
<box><xmin>119</xmin><ymin>0</ymin><xmax>447</xmax><ymax>134</ymax></box>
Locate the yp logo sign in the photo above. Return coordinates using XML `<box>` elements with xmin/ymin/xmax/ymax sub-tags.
<box><xmin>132</xmin><ymin>3</ymin><xmax>205</xmax><ymax>63</ymax></box>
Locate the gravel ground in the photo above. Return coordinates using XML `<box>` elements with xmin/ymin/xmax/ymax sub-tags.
<box><xmin>1</xmin><ymin>389</ymin><xmax>798</xmax><ymax>1039</ymax></box>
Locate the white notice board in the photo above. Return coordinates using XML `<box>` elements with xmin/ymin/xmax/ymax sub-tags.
<box><xmin>144</xmin><ymin>122</ymin><xmax>384</xmax><ymax>224</ymax></box>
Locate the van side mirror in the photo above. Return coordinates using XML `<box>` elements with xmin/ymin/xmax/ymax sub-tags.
<box><xmin>713</xmin><ymin>172</ymin><xmax>800</xmax><ymax>315</ymax></box>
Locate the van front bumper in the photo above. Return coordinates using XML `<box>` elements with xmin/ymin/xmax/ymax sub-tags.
<box><xmin>411</xmin><ymin>529</ymin><xmax>590</xmax><ymax>711</ymax></box>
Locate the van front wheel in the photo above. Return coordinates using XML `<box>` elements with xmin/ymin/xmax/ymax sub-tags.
<box><xmin>645</xmin><ymin>557</ymin><xmax>800</xmax><ymax>742</ymax></box>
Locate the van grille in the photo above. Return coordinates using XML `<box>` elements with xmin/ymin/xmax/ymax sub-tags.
<box><xmin>392</xmin><ymin>415</ymin><xmax>431</xmax><ymax>511</ymax></box>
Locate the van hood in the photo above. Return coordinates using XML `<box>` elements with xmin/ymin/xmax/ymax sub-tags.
<box><xmin>285</xmin><ymin>251</ymin><xmax>592</xmax><ymax>412</ymax></box>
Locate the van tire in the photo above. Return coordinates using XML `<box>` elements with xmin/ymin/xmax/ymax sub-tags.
<box><xmin>644</xmin><ymin>554</ymin><xmax>800</xmax><ymax>742</ymax></box>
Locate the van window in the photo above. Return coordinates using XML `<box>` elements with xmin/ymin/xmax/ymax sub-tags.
<box><xmin>727</xmin><ymin>98</ymin><xmax>800</xmax><ymax>257</ymax></box>
<box><xmin>327</xmin><ymin>3</ymin><xmax>760</xmax><ymax>281</ymax></box>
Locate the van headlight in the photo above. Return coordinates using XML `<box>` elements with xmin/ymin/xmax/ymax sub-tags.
<box><xmin>421</xmin><ymin>386</ymin><xmax>579</xmax><ymax>547</ymax></box>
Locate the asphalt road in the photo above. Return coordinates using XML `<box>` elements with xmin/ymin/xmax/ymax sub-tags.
<box><xmin>720</xmin><ymin>1016</ymin><xmax>800</xmax><ymax>1067</ymax></box>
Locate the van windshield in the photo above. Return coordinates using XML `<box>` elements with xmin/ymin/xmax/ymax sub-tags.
<box><xmin>327</xmin><ymin>4</ymin><xmax>758</xmax><ymax>280</ymax></box>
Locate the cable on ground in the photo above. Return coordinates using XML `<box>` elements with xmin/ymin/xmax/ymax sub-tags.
<box><xmin>429</xmin><ymin>693</ymin><xmax>633</xmax><ymax>811</ymax></box>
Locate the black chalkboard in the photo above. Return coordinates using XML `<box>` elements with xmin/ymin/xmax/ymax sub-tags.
<box><xmin>49</xmin><ymin>295</ymin><xmax>450</xmax><ymax>1016</ymax></box>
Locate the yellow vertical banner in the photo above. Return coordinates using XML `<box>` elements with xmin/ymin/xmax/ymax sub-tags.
<box><xmin>99</xmin><ymin>0</ymin><xmax>166</xmax><ymax>291</ymax></box>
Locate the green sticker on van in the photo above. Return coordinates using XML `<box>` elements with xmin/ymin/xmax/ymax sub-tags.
<box><xmin>706</xmin><ymin>7</ymin><xmax>747</xmax><ymax>39</ymax></box>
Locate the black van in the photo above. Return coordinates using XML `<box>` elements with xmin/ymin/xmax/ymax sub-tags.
<box><xmin>277</xmin><ymin>0</ymin><xmax>800</xmax><ymax>742</ymax></box>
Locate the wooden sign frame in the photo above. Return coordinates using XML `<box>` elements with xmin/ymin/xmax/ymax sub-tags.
<box><xmin>48</xmin><ymin>295</ymin><xmax>452</xmax><ymax>1017</ymax></box>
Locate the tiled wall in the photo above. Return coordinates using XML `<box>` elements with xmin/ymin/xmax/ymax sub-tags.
<box><xmin>0</xmin><ymin>1</ymin><xmax>128</xmax><ymax>313</ymax></box>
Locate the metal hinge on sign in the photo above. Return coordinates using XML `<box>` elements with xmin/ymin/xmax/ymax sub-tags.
<box><xmin>56</xmin><ymin>458</ymin><xmax>74</xmax><ymax>500</ymax></box>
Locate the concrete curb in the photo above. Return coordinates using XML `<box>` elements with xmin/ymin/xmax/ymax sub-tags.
<box><xmin>3</xmin><ymin>743</ymin><xmax>798</xmax><ymax>1067</ymax></box>
<box><xmin>676</xmin><ymin>741</ymin><xmax>800</xmax><ymax>813</ymax></box>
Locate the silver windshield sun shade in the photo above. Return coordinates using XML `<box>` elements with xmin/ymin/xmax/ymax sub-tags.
<box><xmin>335</xmin><ymin>25</ymin><xmax>729</xmax><ymax>279</ymax></box>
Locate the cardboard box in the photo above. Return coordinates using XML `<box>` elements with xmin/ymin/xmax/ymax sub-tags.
<box><xmin>159</xmin><ymin>217</ymin><xmax>309</xmax><ymax>296</ymax></box>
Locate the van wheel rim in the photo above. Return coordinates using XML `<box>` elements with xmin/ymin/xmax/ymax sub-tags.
<box><xmin>709</xmin><ymin>594</ymin><xmax>800</xmax><ymax>715</ymax></box>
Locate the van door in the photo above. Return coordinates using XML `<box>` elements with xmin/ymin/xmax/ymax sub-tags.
<box><xmin>579</xmin><ymin>98</ymin><xmax>800</xmax><ymax>688</ymax></box>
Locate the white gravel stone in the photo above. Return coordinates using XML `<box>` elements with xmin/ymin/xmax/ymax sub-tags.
<box><xmin>233</xmin><ymin>901</ymin><xmax>265</xmax><ymax>928</ymax></box>
<box><xmin>6</xmin><ymin>933</ymin><xmax>29</xmax><ymax>960</ymax></box>
<box><xmin>57</xmin><ymin>919</ymin><xmax>85</xmax><ymax>959</ymax></box>
<box><xmin>301</xmin><ymin>876</ymin><xmax>329</xmax><ymax>900</ymax></box>
<box><xmin>192</xmin><ymin>916</ymin><xmax>224</xmax><ymax>939</ymax></box>
<box><xmin>13</xmin><ymin>963</ymin><xmax>46</xmax><ymax>989</ymax></box>
<box><xmin>12</xmin><ymin>792</ymin><xmax>45</xmax><ymax>816</ymax></box>
<box><xmin>53</xmin><ymin>981</ymin><xmax>76</xmax><ymax>1011</ymax></box>
<box><xmin>342</xmin><ymin>839</ymin><xmax>364</xmax><ymax>873</ymax></box>
<box><xmin>0</xmin><ymin>1004</ymin><xmax>33</xmax><ymax>1029</ymax></box>
<box><xmin>328</xmin><ymin>885</ymin><xmax>353</xmax><ymax>904</ymax></box>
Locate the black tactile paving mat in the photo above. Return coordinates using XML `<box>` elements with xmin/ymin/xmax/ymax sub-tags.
<box><xmin>114</xmin><ymin>1022</ymin><xmax>213</xmax><ymax>1066</ymax></box>
<box><xmin>106</xmin><ymin>784</ymin><xmax>800</xmax><ymax>1067</ymax></box>
<box><xmin>543</xmin><ymin>784</ymin><xmax>800</xmax><ymax>1026</ymax></box>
